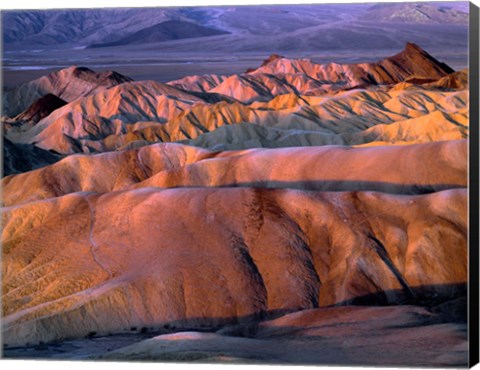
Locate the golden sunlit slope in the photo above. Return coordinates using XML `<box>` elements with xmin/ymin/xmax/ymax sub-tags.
<box><xmin>160</xmin><ymin>87</ymin><xmax>468</xmax><ymax>142</ymax></box>
<box><xmin>134</xmin><ymin>140</ymin><xmax>466</xmax><ymax>192</ymax></box>
<box><xmin>6</xmin><ymin>83</ymin><xmax>467</xmax><ymax>155</ymax></box>
<box><xmin>2</xmin><ymin>140</ymin><xmax>467</xmax><ymax>207</ymax></box>
<box><xmin>2</xmin><ymin>186</ymin><xmax>466</xmax><ymax>346</ymax></box>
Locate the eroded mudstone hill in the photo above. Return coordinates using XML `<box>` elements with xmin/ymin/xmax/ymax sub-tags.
<box><xmin>2</xmin><ymin>186</ymin><xmax>467</xmax><ymax>346</ymax></box>
<box><xmin>1</xmin><ymin>140</ymin><xmax>467</xmax><ymax>207</ymax></box>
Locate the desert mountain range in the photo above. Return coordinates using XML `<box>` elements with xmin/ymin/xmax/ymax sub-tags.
<box><xmin>3</xmin><ymin>3</ymin><xmax>468</xmax><ymax>50</ymax></box>
<box><xmin>1</xmin><ymin>42</ymin><xmax>469</xmax><ymax>365</ymax></box>
<box><xmin>2</xmin><ymin>43</ymin><xmax>468</xmax><ymax>174</ymax></box>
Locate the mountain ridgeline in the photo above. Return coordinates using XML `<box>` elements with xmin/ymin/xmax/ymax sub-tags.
<box><xmin>2</xmin><ymin>43</ymin><xmax>465</xmax><ymax>170</ymax></box>
<box><xmin>3</xmin><ymin>3</ymin><xmax>468</xmax><ymax>52</ymax></box>
<box><xmin>87</xmin><ymin>20</ymin><xmax>230</xmax><ymax>48</ymax></box>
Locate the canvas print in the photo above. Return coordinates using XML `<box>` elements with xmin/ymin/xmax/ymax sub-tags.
<box><xmin>1</xmin><ymin>0</ymin><xmax>477</xmax><ymax>367</ymax></box>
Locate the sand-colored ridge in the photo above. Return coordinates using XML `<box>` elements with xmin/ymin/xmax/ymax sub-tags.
<box><xmin>1</xmin><ymin>140</ymin><xmax>467</xmax><ymax>207</ymax></box>
<box><xmin>2</xmin><ymin>186</ymin><xmax>467</xmax><ymax>346</ymax></box>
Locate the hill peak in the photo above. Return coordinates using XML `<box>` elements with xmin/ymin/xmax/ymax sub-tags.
<box><xmin>386</xmin><ymin>42</ymin><xmax>454</xmax><ymax>76</ymax></box>
<box><xmin>404</xmin><ymin>42</ymin><xmax>424</xmax><ymax>54</ymax></box>
<box><xmin>261</xmin><ymin>53</ymin><xmax>285</xmax><ymax>67</ymax></box>
<box><xmin>64</xmin><ymin>66</ymin><xmax>133</xmax><ymax>84</ymax></box>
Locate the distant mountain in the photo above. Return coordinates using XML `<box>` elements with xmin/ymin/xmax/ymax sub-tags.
<box><xmin>3</xmin><ymin>3</ymin><xmax>468</xmax><ymax>51</ymax></box>
<box><xmin>2</xmin><ymin>8</ymin><xmax>185</xmax><ymax>46</ymax></box>
<box><xmin>360</xmin><ymin>2</ymin><xmax>469</xmax><ymax>23</ymax></box>
<box><xmin>88</xmin><ymin>20</ymin><xmax>229</xmax><ymax>48</ymax></box>
<box><xmin>1</xmin><ymin>6</ymin><xmax>354</xmax><ymax>47</ymax></box>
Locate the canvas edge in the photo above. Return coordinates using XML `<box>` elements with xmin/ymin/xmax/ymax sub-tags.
<box><xmin>469</xmin><ymin>1</ymin><xmax>480</xmax><ymax>368</ymax></box>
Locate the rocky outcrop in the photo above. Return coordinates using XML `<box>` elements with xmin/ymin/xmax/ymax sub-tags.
<box><xmin>2</xmin><ymin>66</ymin><xmax>132</xmax><ymax>117</ymax></box>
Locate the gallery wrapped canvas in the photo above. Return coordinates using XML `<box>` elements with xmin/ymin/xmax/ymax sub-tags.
<box><xmin>1</xmin><ymin>0</ymin><xmax>479</xmax><ymax>367</ymax></box>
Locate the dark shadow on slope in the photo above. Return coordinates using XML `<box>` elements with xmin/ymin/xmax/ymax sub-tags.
<box><xmin>175</xmin><ymin>180</ymin><xmax>467</xmax><ymax>195</ymax></box>
<box><xmin>2</xmin><ymin>283</ymin><xmax>467</xmax><ymax>364</ymax></box>
<box><xmin>2</xmin><ymin>137</ymin><xmax>64</xmax><ymax>177</ymax></box>
<box><xmin>2</xmin><ymin>178</ymin><xmax>467</xmax><ymax>209</ymax></box>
